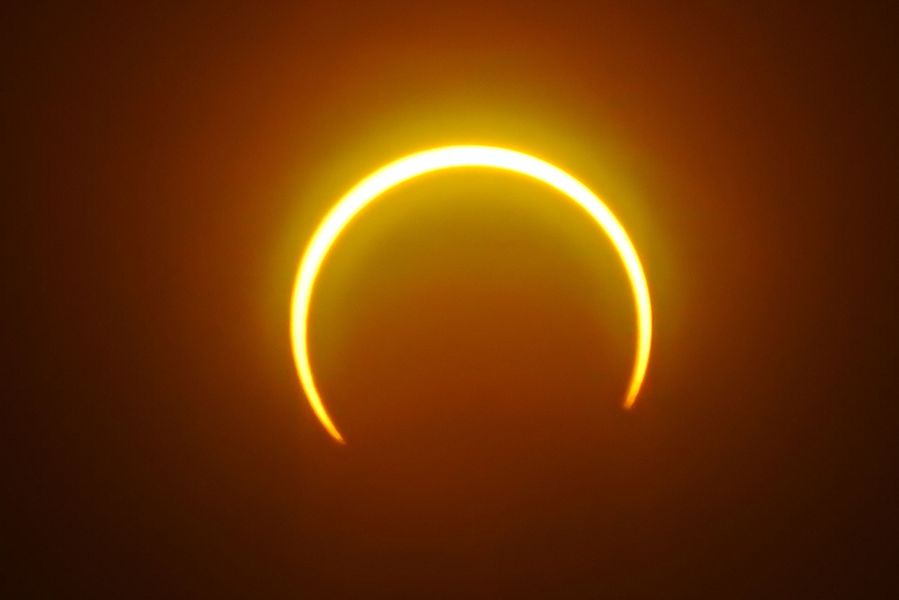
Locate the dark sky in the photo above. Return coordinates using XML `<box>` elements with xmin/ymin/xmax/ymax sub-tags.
<box><xmin>5</xmin><ymin>2</ymin><xmax>898</xmax><ymax>597</ymax></box>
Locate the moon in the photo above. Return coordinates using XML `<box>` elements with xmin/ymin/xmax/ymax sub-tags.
<box><xmin>290</xmin><ymin>146</ymin><xmax>652</xmax><ymax>444</ymax></box>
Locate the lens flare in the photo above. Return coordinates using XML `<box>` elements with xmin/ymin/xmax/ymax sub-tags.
<box><xmin>291</xmin><ymin>146</ymin><xmax>652</xmax><ymax>443</ymax></box>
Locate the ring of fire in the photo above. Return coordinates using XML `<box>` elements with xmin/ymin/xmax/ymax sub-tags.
<box><xmin>290</xmin><ymin>146</ymin><xmax>652</xmax><ymax>444</ymax></box>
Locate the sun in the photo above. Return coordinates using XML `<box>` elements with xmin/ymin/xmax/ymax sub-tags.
<box><xmin>290</xmin><ymin>145</ymin><xmax>652</xmax><ymax>443</ymax></box>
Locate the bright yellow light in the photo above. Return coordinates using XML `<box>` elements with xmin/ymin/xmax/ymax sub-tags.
<box><xmin>291</xmin><ymin>146</ymin><xmax>652</xmax><ymax>443</ymax></box>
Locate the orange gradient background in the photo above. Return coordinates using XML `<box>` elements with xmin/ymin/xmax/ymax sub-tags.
<box><xmin>6</xmin><ymin>1</ymin><xmax>897</xmax><ymax>597</ymax></box>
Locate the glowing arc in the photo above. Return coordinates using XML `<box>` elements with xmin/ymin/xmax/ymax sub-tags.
<box><xmin>290</xmin><ymin>146</ymin><xmax>652</xmax><ymax>444</ymax></box>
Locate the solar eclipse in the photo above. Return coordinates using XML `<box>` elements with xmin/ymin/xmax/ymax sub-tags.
<box><xmin>290</xmin><ymin>145</ymin><xmax>652</xmax><ymax>443</ymax></box>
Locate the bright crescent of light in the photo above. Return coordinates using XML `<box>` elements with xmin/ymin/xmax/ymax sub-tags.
<box><xmin>290</xmin><ymin>146</ymin><xmax>652</xmax><ymax>444</ymax></box>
